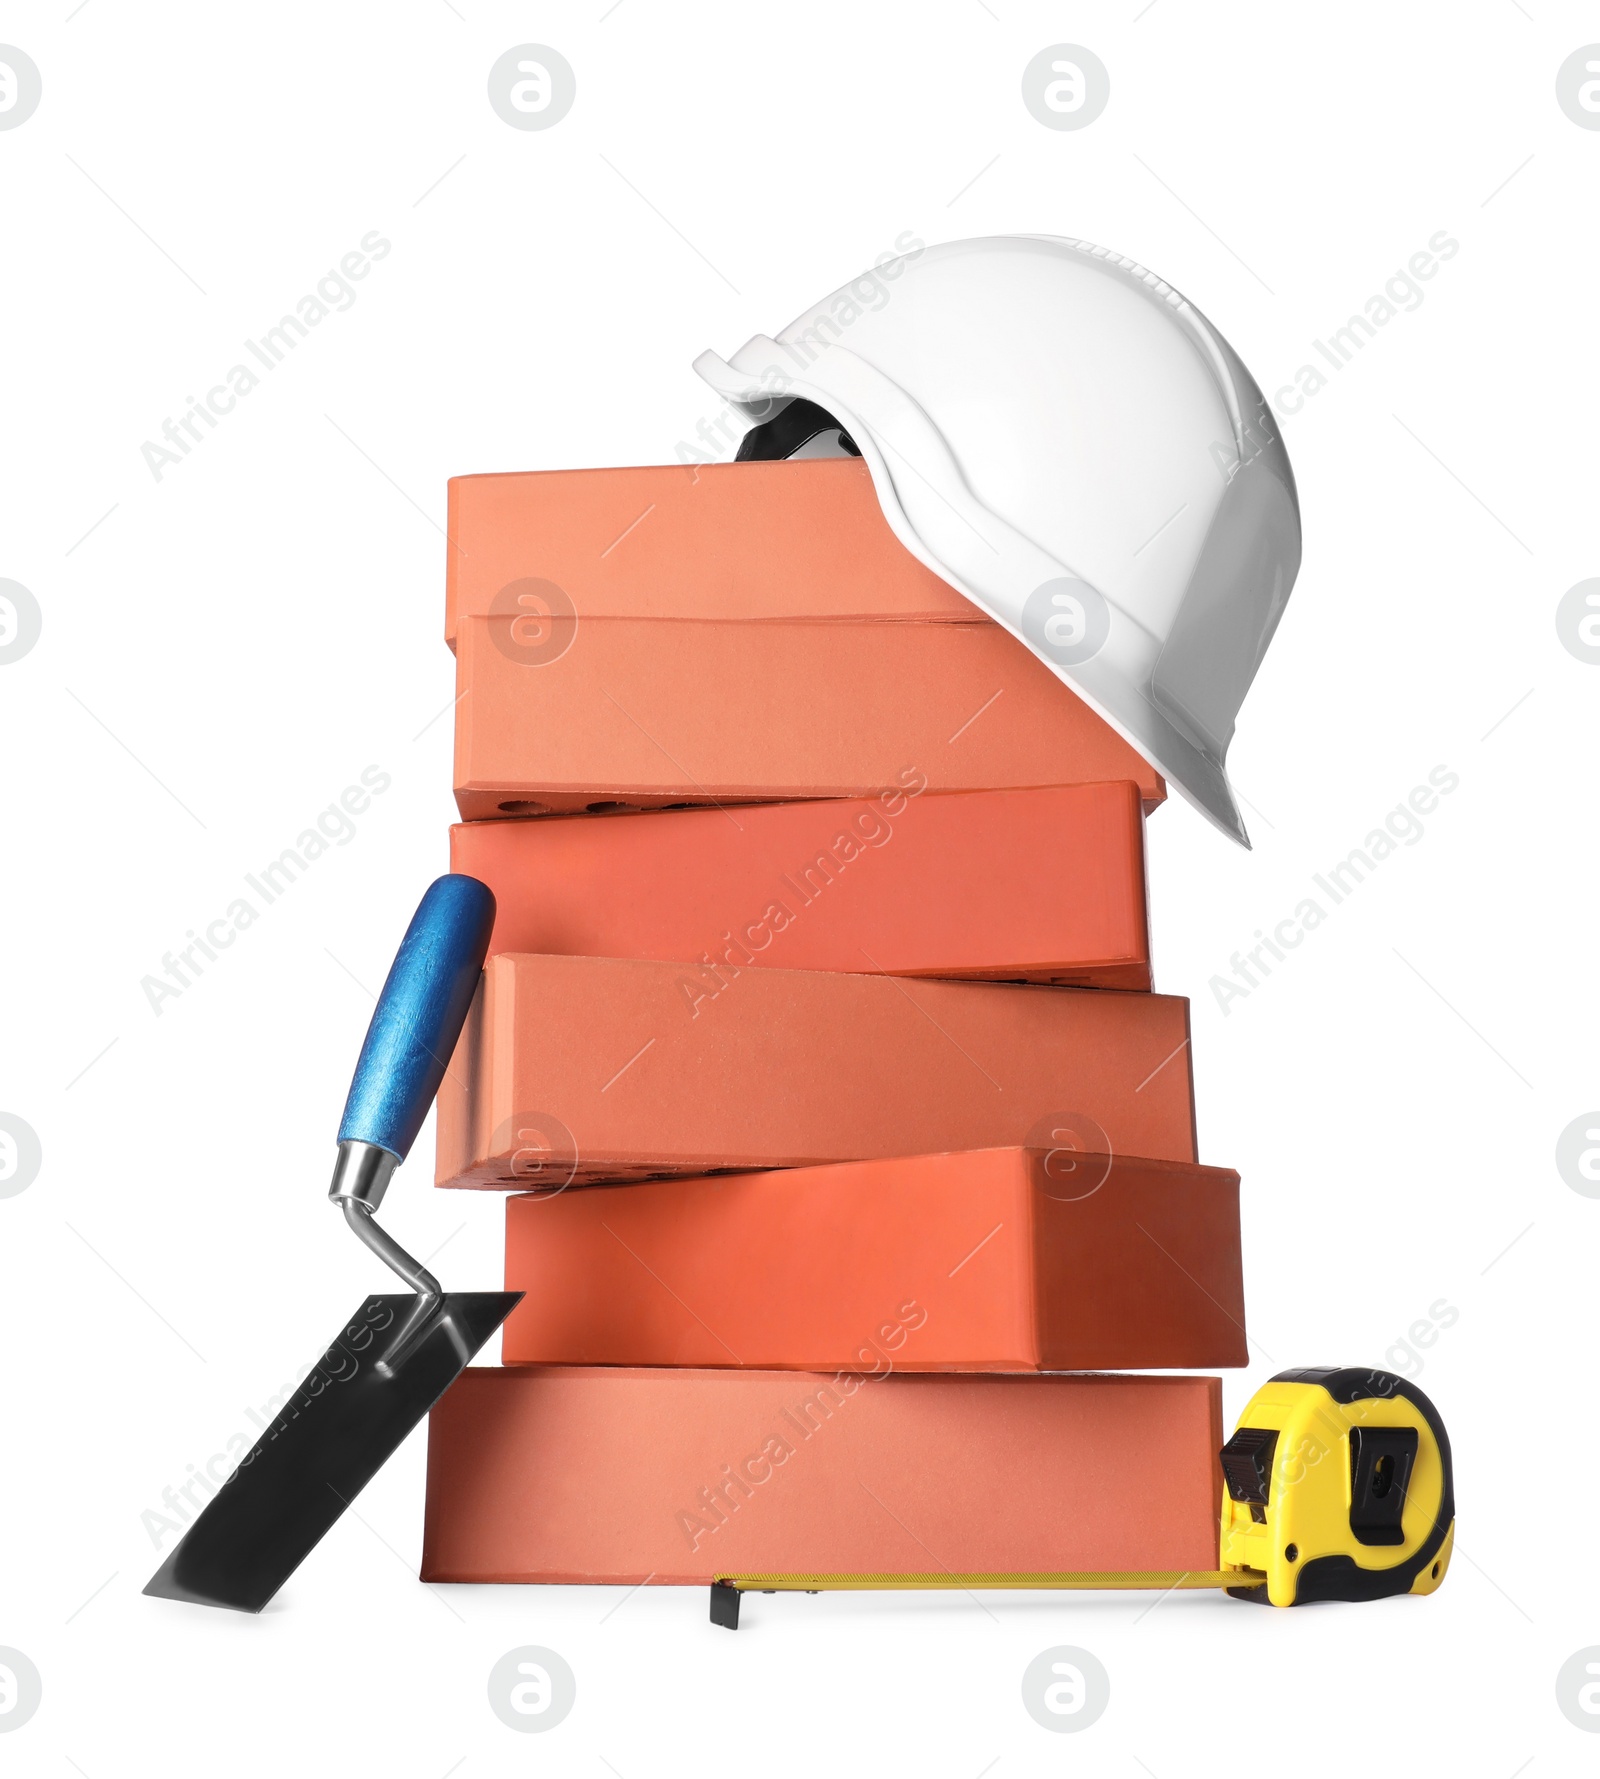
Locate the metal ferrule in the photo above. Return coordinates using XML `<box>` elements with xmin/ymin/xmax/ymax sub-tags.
<box><xmin>328</xmin><ymin>1138</ymin><xmax>399</xmax><ymax>1211</ymax></box>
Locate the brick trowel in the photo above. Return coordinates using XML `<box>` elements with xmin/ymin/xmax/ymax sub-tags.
<box><xmin>144</xmin><ymin>874</ymin><xmax>521</xmax><ymax>1612</ymax></box>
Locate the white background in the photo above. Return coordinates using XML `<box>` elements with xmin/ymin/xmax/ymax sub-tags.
<box><xmin>2</xmin><ymin>2</ymin><xmax>1597</xmax><ymax>1771</ymax></box>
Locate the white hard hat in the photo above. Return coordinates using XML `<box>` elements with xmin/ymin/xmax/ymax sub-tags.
<box><xmin>694</xmin><ymin>234</ymin><xmax>1300</xmax><ymax>847</ymax></box>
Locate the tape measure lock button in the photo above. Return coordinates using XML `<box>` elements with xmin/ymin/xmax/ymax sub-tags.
<box><xmin>1220</xmin><ymin>1424</ymin><xmax>1278</xmax><ymax>1523</ymax></box>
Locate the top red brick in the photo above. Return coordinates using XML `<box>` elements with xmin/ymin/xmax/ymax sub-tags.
<box><xmin>444</xmin><ymin>458</ymin><xmax>975</xmax><ymax>641</ymax></box>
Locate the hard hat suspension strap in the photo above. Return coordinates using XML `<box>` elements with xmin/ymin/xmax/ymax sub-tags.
<box><xmin>734</xmin><ymin>397</ymin><xmax>860</xmax><ymax>462</ymax></box>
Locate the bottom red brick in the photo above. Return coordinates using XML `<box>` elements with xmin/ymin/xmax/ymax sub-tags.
<box><xmin>422</xmin><ymin>1366</ymin><xmax>1223</xmax><ymax>1586</ymax></box>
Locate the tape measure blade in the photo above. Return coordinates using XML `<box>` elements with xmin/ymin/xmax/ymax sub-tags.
<box><xmin>720</xmin><ymin>1570</ymin><xmax>1264</xmax><ymax>1592</ymax></box>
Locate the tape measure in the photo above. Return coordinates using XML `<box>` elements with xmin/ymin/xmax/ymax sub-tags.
<box><xmin>711</xmin><ymin>1366</ymin><xmax>1454</xmax><ymax>1627</ymax></box>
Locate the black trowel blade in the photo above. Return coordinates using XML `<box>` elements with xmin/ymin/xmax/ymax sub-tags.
<box><xmin>144</xmin><ymin>1291</ymin><xmax>521</xmax><ymax>1613</ymax></box>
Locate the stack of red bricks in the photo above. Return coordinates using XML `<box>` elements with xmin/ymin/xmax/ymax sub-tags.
<box><xmin>422</xmin><ymin>457</ymin><xmax>1244</xmax><ymax>1588</ymax></box>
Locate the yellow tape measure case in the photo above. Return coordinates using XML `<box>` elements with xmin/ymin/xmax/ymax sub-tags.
<box><xmin>1219</xmin><ymin>1367</ymin><xmax>1455</xmax><ymax>1607</ymax></box>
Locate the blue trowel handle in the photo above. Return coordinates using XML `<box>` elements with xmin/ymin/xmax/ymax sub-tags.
<box><xmin>337</xmin><ymin>875</ymin><xmax>496</xmax><ymax>1162</ymax></box>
